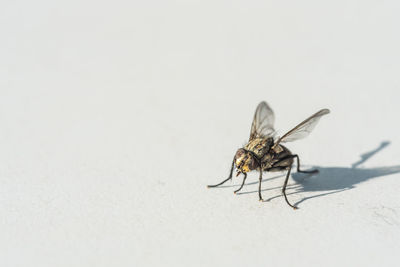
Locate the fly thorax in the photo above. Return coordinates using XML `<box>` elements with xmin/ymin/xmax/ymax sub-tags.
<box><xmin>244</xmin><ymin>137</ymin><xmax>274</xmax><ymax>158</ymax></box>
<box><xmin>261</xmin><ymin>137</ymin><xmax>274</xmax><ymax>155</ymax></box>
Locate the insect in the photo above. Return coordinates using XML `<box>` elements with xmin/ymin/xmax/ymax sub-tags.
<box><xmin>207</xmin><ymin>101</ymin><xmax>330</xmax><ymax>209</ymax></box>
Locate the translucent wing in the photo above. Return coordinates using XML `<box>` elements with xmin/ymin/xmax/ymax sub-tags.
<box><xmin>249</xmin><ymin>101</ymin><xmax>275</xmax><ymax>140</ymax></box>
<box><xmin>274</xmin><ymin>109</ymin><xmax>330</xmax><ymax>146</ymax></box>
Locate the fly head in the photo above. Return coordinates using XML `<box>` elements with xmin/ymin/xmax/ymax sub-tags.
<box><xmin>234</xmin><ymin>148</ymin><xmax>259</xmax><ymax>176</ymax></box>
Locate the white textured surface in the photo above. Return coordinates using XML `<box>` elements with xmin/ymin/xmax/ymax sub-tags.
<box><xmin>1</xmin><ymin>1</ymin><xmax>400</xmax><ymax>266</ymax></box>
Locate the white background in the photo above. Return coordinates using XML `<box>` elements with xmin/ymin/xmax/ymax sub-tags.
<box><xmin>1</xmin><ymin>1</ymin><xmax>400</xmax><ymax>266</ymax></box>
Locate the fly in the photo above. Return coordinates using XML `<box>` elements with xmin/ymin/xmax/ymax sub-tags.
<box><xmin>207</xmin><ymin>101</ymin><xmax>330</xmax><ymax>209</ymax></box>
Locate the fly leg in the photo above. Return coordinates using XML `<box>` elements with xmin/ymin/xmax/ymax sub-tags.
<box><xmin>234</xmin><ymin>173</ymin><xmax>247</xmax><ymax>194</ymax></box>
<box><xmin>258</xmin><ymin>170</ymin><xmax>263</xmax><ymax>201</ymax></box>
<box><xmin>207</xmin><ymin>158</ymin><xmax>235</xmax><ymax>188</ymax></box>
<box><xmin>293</xmin><ymin>154</ymin><xmax>318</xmax><ymax>174</ymax></box>
<box><xmin>282</xmin><ymin>163</ymin><xmax>298</xmax><ymax>209</ymax></box>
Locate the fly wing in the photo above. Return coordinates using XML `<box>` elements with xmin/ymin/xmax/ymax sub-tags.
<box><xmin>249</xmin><ymin>101</ymin><xmax>275</xmax><ymax>141</ymax></box>
<box><xmin>273</xmin><ymin>109</ymin><xmax>330</xmax><ymax>146</ymax></box>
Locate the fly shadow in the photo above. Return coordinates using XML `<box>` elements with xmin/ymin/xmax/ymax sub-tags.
<box><xmin>236</xmin><ymin>141</ymin><xmax>400</xmax><ymax>207</ymax></box>
<box><xmin>279</xmin><ymin>141</ymin><xmax>399</xmax><ymax>206</ymax></box>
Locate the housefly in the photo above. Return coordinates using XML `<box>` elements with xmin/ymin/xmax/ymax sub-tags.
<box><xmin>207</xmin><ymin>101</ymin><xmax>330</xmax><ymax>209</ymax></box>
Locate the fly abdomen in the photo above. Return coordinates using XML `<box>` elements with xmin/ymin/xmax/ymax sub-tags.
<box><xmin>263</xmin><ymin>144</ymin><xmax>293</xmax><ymax>171</ymax></box>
